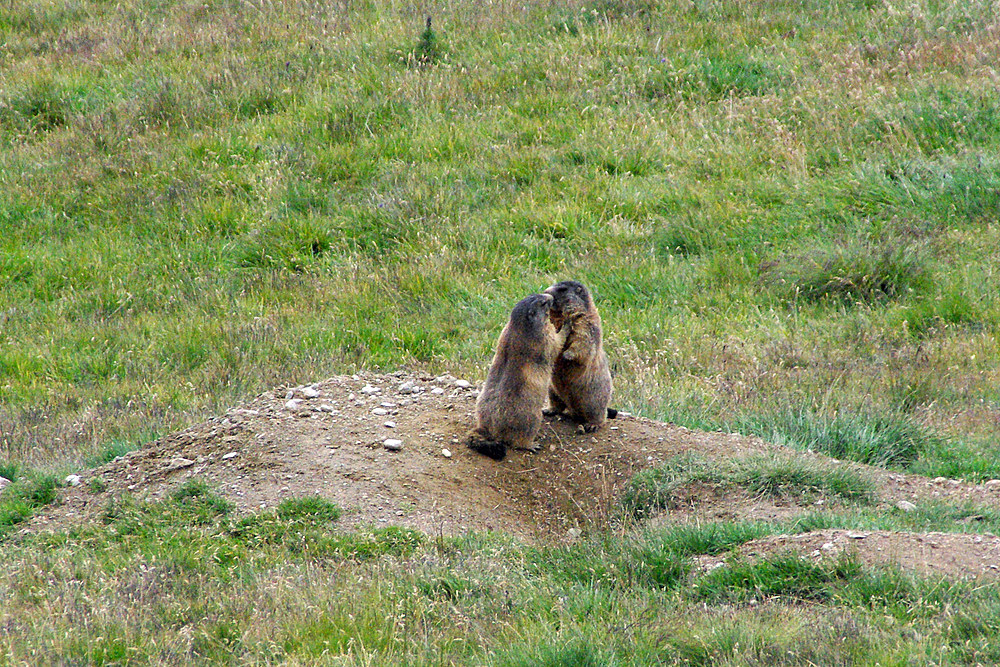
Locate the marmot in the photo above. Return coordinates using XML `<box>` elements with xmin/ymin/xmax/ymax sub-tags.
<box><xmin>469</xmin><ymin>293</ymin><xmax>570</xmax><ymax>461</ymax></box>
<box><xmin>543</xmin><ymin>280</ymin><xmax>615</xmax><ymax>432</ymax></box>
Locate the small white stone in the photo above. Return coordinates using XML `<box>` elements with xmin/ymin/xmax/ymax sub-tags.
<box><xmin>285</xmin><ymin>389</ymin><xmax>296</xmax><ymax>400</ymax></box>
<box><xmin>384</xmin><ymin>421</ymin><xmax>396</xmax><ymax>428</ymax></box>
<box><xmin>285</xmin><ymin>398</ymin><xmax>304</xmax><ymax>411</ymax></box>
<box><xmin>301</xmin><ymin>386</ymin><xmax>320</xmax><ymax>399</ymax></box>
<box><xmin>847</xmin><ymin>532</ymin><xmax>869</xmax><ymax>539</ymax></box>
<box><xmin>372</xmin><ymin>408</ymin><xmax>388</xmax><ymax>416</ymax></box>
<box><xmin>0</xmin><ymin>476</ymin><xmax>12</xmax><ymax>491</ymax></box>
<box><xmin>933</xmin><ymin>476</ymin><xmax>948</xmax><ymax>484</ymax></box>
<box><xmin>896</xmin><ymin>500</ymin><xmax>917</xmax><ymax>512</ymax></box>
<box><xmin>361</xmin><ymin>385</ymin><xmax>380</xmax><ymax>395</ymax></box>
<box><xmin>821</xmin><ymin>542</ymin><xmax>835</xmax><ymax>551</ymax></box>
<box><xmin>65</xmin><ymin>474</ymin><xmax>82</xmax><ymax>487</ymax></box>
<box><xmin>566</xmin><ymin>527</ymin><xmax>582</xmax><ymax>540</ymax></box>
<box><xmin>380</xmin><ymin>402</ymin><xmax>397</xmax><ymax>408</ymax></box>
<box><xmin>383</xmin><ymin>439</ymin><xmax>403</xmax><ymax>451</ymax></box>
<box><xmin>455</xmin><ymin>379</ymin><xmax>471</xmax><ymax>388</ymax></box>
<box><xmin>431</xmin><ymin>387</ymin><xmax>445</xmax><ymax>395</ymax></box>
<box><xmin>985</xmin><ymin>479</ymin><xmax>1000</xmax><ymax>488</ymax></box>
<box><xmin>318</xmin><ymin>403</ymin><xmax>335</xmax><ymax>412</ymax></box>
<box><xmin>222</xmin><ymin>452</ymin><xmax>238</xmax><ymax>461</ymax></box>
<box><xmin>442</xmin><ymin>448</ymin><xmax>452</xmax><ymax>458</ymax></box>
<box><xmin>398</xmin><ymin>381</ymin><xmax>415</xmax><ymax>394</ymax></box>
<box><xmin>168</xmin><ymin>457</ymin><xmax>195</xmax><ymax>470</ymax></box>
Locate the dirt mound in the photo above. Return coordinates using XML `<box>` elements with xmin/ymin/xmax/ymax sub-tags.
<box><xmin>34</xmin><ymin>372</ymin><xmax>752</xmax><ymax>540</ymax></box>
<box><xmin>27</xmin><ymin>372</ymin><xmax>1000</xmax><ymax>578</ymax></box>
<box><xmin>697</xmin><ymin>529</ymin><xmax>1000</xmax><ymax>580</ymax></box>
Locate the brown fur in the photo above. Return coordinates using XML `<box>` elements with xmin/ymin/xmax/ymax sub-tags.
<box><xmin>543</xmin><ymin>281</ymin><xmax>613</xmax><ymax>433</ymax></box>
<box><xmin>469</xmin><ymin>293</ymin><xmax>570</xmax><ymax>460</ymax></box>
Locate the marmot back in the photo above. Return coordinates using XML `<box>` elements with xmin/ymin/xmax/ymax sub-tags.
<box><xmin>543</xmin><ymin>280</ymin><xmax>614</xmax><ymax>433</ymax></box>
<box><xmin>469</xmin><ymin>293</ymin><xmax>569</xmax><ymax>460</ymax></box>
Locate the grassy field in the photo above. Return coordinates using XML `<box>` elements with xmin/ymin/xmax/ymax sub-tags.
<box><xmin>2</xmin><ymin>0</ymin><xmax>1000</xmax><ymax>663</ymax></box>
<box><xmin>4</xmin><ymin>481</ymin><xmax>1000</xmax><ymax>664</ymax></box>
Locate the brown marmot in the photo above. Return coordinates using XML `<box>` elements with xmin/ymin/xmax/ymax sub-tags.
<box><xmin>469</xmin><ymin>293</ymin><xmax>570</xmax><ymax>461</ymax></box>
<box><xmin>543</xmin><ymin>280</ymin><xmax>615</xmax><ymax>432</ymax></box>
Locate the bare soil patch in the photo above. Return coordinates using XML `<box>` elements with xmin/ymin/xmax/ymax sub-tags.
<box><xmin>697</xmin><ymin>529</ymin><xmax>1000</xmax><ymax>580</ymax></box>
<box><xmin>25</xmin><ymin>372</ymin><xmax>1000</xmax><ymax>578</ymax></box>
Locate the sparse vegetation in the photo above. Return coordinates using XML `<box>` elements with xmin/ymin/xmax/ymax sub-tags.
<box><xmin>622</xmin><ymin>453</ymin><xmax>874</xmax><ymax>519</ymax></box>
<box><xmin>0</xmin><ymin>466</ymin><xmax>62</xmax><ymax>536</ymax></box>
<box><xmin>3</xmin><ymin>487</ymin><xmax>1000</xmax><ymax>663</ymax></box>
<box><xmin>2</xmin><ymin>0</ymin><xmax>1000</xmax><ymax>662</ymax></box>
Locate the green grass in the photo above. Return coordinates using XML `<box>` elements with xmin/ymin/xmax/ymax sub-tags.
<box><xmin>621</xmin><ymin>453</ymin><xmax>875</xmax><ymax>520</ymax></box>
<box><xmin>3</xmin><ymin>0</ymin><xmax>999</xmax><ymax>475</ymax></box>
<box><xmin>2</xmin><ymin>0</ymin><xmax>1000</xmax><ymax>662</ymax></box>
<box><xmin>3</xmin><ymin>487</ymin><xmax>1000</xmax><ymax>664</ymax></box>
<box><xmin>693</xmin><ymin>553</ymin><xmax>861</xmax><ymax>604</ymax></box>
<box><xmin>732</xmin><ymin>408</ymin><xmax>936</xmax><ymax>468</ymax></box>
<box><xmin>642</xmin><ymin>521</ymin><xmax>774</xmax><ymax>557</ymax></box>
<box><xmin>0</xmin><ymin>466</ymin><xmax>62</xmax><ymax>537</ymax></box>
<box><xmin>621</xmin><ymin>454</ymin><xmax>717</xmax><ymax>519</ymax></box>
<box><xmin>275</xmin><ymin>495</ymin><xmax>343</xmax><ymax>523</ymax></box>
<box><xmin>735</xmin><ymin>455</ymin><xmax>875</xmax><ymax>501</ymax></box>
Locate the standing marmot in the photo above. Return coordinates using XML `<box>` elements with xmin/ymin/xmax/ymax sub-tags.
<box><xmin>469</xmin><ymin>293</ymin><xmax>570</xmax><ymax>461</ymax></box>
<box><xmin>543</xmin><ymin>280</ymin><xmax>614</xmax><ymax>433</ymax></box>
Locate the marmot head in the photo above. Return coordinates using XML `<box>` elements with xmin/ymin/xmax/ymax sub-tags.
<box><xmin>543</xmin><ymin>280</ymin><xmax>594</xmax><ymax>329</ymax></box>
<box><xmin>508</xmin><ymin>293</ymin><xmax>555</xmax><ymax>338</ymax></box>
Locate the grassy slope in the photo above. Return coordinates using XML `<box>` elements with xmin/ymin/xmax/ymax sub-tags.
<box><xmin>2</xmin><ymin>0</ymin><xmax>997</xmax><ymax>472</ymax></box>
<box><xmin>2</xmin><ymin>0</ymin><xmax>1000</xmax><ymax>662</ymax></box>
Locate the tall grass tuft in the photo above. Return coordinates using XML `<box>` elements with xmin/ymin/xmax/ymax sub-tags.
<box><xmin>643</xmin><ymin>521</ymin><xmax>773</xmax><ymax>557</ymax></box>
<box><xmin>735</xmin><ymin>455</ymin><xmax>875</xmax><ymax>503</ymax></box>
<box><xmin>732</xmin><ymin>408</ymin><xmax>939</xmax><ymax>468</ymax></box>
<box><xmin>620</xmin><ymin>455</ymin><xmax>716</xmax><ymax>520</ymax></box>
<box><xmin>276</xmin><ymin>496</ymin><xmax>342</xmax><ymax>523</ymax></box>
<box><xmin>768</xmin><ymin>238</ymin><xmax>932</xmax><ymax>305</ymax></box>
<box><xmin>694</xmin><ymin>554</ymin><xmax>862</xmax><ymax>604</ymax></box>
<box><xmin>0</xmin><ymin>469</ymin><xmax>62</xmax><ymax>537</ymax></box>
<box><xmin>621</xmin><ymin>452</ymin><xmax>874</xmax><ymax>522</ymax></box>
<box><xmin>495</xmin><ymin>637</ymin><xmax>617</xmax><ymax>667</ymax></box>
